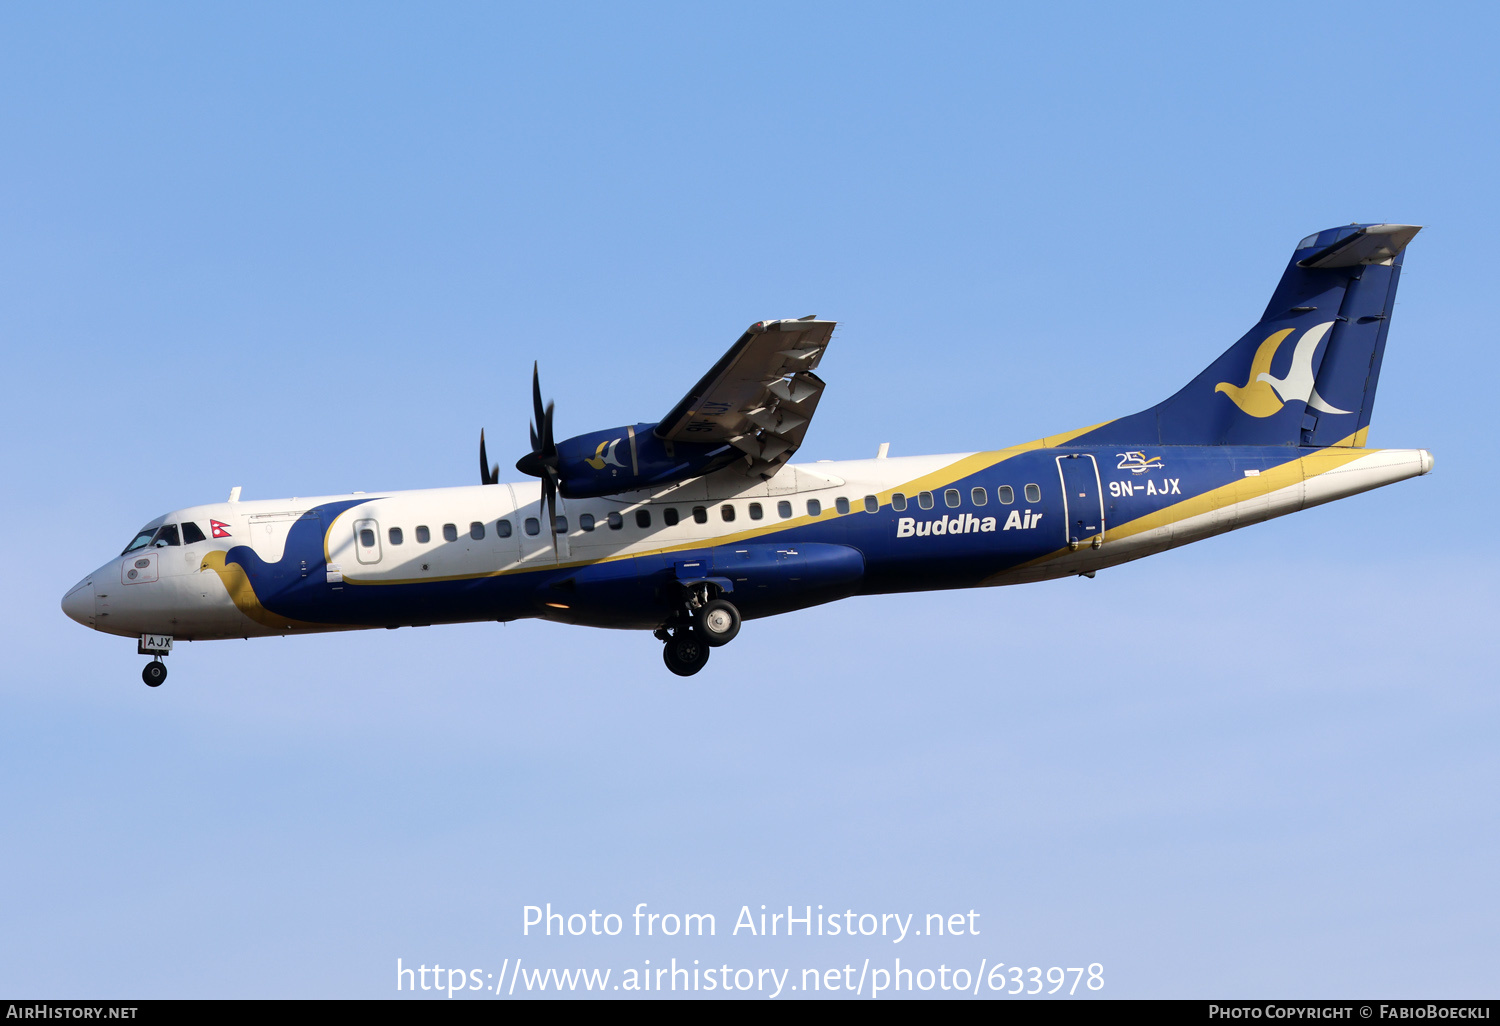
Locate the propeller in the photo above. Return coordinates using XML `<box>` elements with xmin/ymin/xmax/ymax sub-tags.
<box><xmin>514</xmin><ymin>362</ymin><xmax>561</xmax><ymax>554</ymax></box>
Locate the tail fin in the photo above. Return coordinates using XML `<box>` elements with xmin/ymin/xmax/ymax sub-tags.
<box><xmin>1082</xmin><ymin>224</ymin><xmax>1419</xmax><ymax>448</ymax></box>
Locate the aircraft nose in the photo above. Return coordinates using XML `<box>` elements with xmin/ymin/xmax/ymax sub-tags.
<box><xmin>61</xmin><ymin>578</ymin><xmax>95</xmax><ymax>628</ymax></box>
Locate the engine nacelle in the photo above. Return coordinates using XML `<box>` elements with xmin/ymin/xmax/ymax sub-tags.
<box><xmin>551</xmin><ymin>423</ymin><xmax>743</xmax><ymax>498</ymax></box>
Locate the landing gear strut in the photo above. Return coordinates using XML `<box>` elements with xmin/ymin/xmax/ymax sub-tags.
<box><xmin>142</xmin><ymin>660</ymin><xmax>167</xmax><ymax>687</ymax></box>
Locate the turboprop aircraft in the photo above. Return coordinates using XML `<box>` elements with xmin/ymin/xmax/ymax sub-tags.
<box><xmin>62</xmin><ymin>223</ymin><xmax>1432</xmax><ymax>684</ymax></box>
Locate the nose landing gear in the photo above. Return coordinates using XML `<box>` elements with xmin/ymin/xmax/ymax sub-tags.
<box><xmin>137</xmin><ymin>633</ymin><xmax>173</xmax><ymax>688</ymax></box>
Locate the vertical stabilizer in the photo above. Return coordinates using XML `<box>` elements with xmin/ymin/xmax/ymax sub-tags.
<box><xmin>1078</xmin><ymin>224</ymin><xmax>1419</xmax><ymax>448</ymax></box>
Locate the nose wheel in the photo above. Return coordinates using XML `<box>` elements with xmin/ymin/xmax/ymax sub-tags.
<box><xmin>142</xmin><ymin>660</ymin><xmax>167</xmax><ymax>687</ymax></box>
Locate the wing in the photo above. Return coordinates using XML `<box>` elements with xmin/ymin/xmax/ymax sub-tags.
<box><xmin>655</xmin><ymin>316</ymin><xmax>836</xmax><ymax>479</ymax></box>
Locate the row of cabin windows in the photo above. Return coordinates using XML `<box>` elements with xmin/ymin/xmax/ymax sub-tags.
<box><xmin>360</xmin><ymin>497</ymin><xmax>863</xmax><ymax>549</ymax></box>
<box><xmin>889</xmin><ymin>484</ymin><xmax>1041</xmax><ymax>511</ymax></box>
<box><xmin>354</xmin><ymin>483</ymin><xmax>1049</xmax><ymax>550</ymax></box>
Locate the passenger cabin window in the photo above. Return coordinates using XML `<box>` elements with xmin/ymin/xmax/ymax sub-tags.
<box><xmin>663</xmin><ymin>508</ymin><xmax>679</xmax><ymax>527</ymax></box>
<box><xmin>835</xmin><ymin>497</ymin><xmax>850</xmax><ymax>515</ymax></box>
<box><xmin>496</xmin><ymin>519</ymin><xmax>513</xmax><ymax>538</ymax></box>
<box><xmin>580</xmin><ymin>513</ymin><xmax>595</xmax><ymax>532</ymax></box>
<box><xmin>470</xmin><ymin>521</ymin><xmax>485</xmax><ymax>540</ymax></box>
<box><xmin>608</xmin><ymin>512</ymin><xmax>624</xmax><ymax>530</ymax></box>
<box><xmin>777</xmin><ymin>501</ymin><xmax>792</xmax><ymax>519</ymax></box>
<box><xmin>636</xmin><ymin>509</ymin><xmax>651</xmax><ymax>528</ymax></box>
<box><xmin>389</xmin><ymin>527</ymin><xmax>404</xmax><ymax>545</ymax></box>
<box><xmin>892</xmin><ymin>493</ymin><xmax>907</xmax><ymax>511</ymax></box>
<box><xmin>692</xmin><ymin>506</ymin><xmax>708</xmax><ymax>524</ymax></box>
<box><xmin>415</xmin><ymin>525</ymin><xmax>430</xmax><ymax>544</ymax></box>
<box><xmin>749</xmin><ymin>502</ymin><xmax>763</xmax><ymax>520</ymax></box>
<box><xmin>554</xmin><ymin>516</ymin><xmax>568</xmax><ymax>534</ymax></box>
<box><xmin>443</xmin><ymin>523</ymin><xmax>458</xmax><ymax>542</ymax></box>
<box><xmin>970</xmin><ymin>487</ymin><xmax>988</xmax><ymax>506</ymax></box>
<box><xmin>181</xmin><ymin>521</ymin><xmax>207</xmax><ymax>544</ymax></box>
<box><xmin>721</xmin><ymin>504</ymin><xmax>736</xmax><ymax>522</ymax></box>
<box><xmin>944</xmin><ymin>489</ymin><xmax>961</xmax><ymax>508</ymax></box>
<box><xmin>152</xmin><ymin>524</ymin><xmax>180</xmax><ymax>547</ymax></box>
<box><xmin>807</xmin><ymin>499</ymin><xmax>821</xmax><ymax>516</ymax></box>
<box><xmin>917</xmin><ymin>491</ymin><xmax>934</xmax><ymax>510</ymax></box>
<box><xmin>998</xmin><ymin>485</ymin><xmax>1014</xmax><ymax>505</ymax></box>
<box><xmin>359</xmin><ymin>528</ymin><xmax>376</xmax><ymax>548</ymax></box>
<box><xmin>1025</xmin><ymin>483</ymin><xmax>1041</xmax><ymax>503</ymax></box>
<box><xmin>864</xmin><ymin>495</ymin><xmax>878</xmax><ymax>513</ymax></box>
<box><xmin>524</xmin><ymin>518</ymin><xmax>540</xmax><ymax>536</ymax></box>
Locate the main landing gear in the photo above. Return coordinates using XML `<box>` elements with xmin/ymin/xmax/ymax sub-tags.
<box><xmin>698</xmin><ymin>598</ymin><xmax>741</xmax><ymax>646</ymax></box>
<box><xmin>655</xmin><ymin>590</ymin><xmax>743</xmax><ymax>677</ymax></box>
<box><xmin>659</xmin><ymin>627</ymin><xmax>711</xmax><ymax>676</ymax></box>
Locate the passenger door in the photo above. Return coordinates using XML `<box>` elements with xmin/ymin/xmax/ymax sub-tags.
<box><xmin>352</xmin><ymin>518</ymin><xmax>383</xmax><ymax>565</ymax></box>
<box><xmin>1055</xmin><ymin>454</ymin><xmax>1105</xmax><ymax>550</ymax></box>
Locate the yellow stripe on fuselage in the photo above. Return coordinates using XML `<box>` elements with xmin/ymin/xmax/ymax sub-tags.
<box><xmin>992</xmin><ymin>433</ymin><xmax>1369</xmax><ymax>579</ymax></box>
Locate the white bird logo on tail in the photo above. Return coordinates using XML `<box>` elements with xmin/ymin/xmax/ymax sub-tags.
<box><xmin>1215</xmin><ymin>321</ymin><xmax>1350</xmax><ymax>417</ymax></box>
<box><xmin>1257</xmin><ymin>321</ymin><xmax>1350</xmax><ymax>414</ymax></box>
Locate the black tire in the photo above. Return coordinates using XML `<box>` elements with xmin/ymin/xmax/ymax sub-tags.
<box><xmin>142</xmin><ymin>661</ymin><xmax>167</xmax><ymax>687</ymax></box>
<box><xmin>698</xmin><ymin>598</ymin><xmax>741</xmax><ymax>647</ymax></box>
<box><xmin>662</xmin><ymin>631</ymin><xmax>711</xmax><ymax>676</ymax></box>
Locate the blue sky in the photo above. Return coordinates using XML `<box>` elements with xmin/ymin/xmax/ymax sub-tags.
<box><xmin>2</xmin><ymin>2</ymin><xmax>1495</xmax><ymax>998</ymax></box>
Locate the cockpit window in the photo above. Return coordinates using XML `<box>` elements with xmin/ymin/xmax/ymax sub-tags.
<box><xmin>181</xmin><ymin>521</ymin><xmax>206</xmax><ymax>544</ymax></box>
<box><xmin>152</xmin><ymin>524</ymin><xmax>180</xmax><ymax>547</ymax></box>
<box><xmin>122</xmin><ymin>528</ymin><xmax>157</xmax><ymax>555</ymax></box>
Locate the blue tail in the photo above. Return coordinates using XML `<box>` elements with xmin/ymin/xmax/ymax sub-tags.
<box><xmin>1080</xmin><ymin>224</ymin><xmax>1420</xmax><ymax>448</ymax></box>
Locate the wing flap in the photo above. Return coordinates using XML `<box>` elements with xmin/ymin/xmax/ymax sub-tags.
<box><xmin>656</xmin><ymin>317</ymin><xmax>836</xmax><ymax>478</ymax></box>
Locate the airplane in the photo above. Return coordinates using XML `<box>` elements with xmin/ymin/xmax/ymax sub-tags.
<box><xmin>61</xmin><ymin>223</ymin><xmax>1432</xmax><ymax>685</ymax></box>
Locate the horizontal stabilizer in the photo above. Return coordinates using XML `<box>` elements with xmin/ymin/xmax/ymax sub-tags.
<box><xmin>1298</xmin><ymin>224</ymin><xmax>1420</xmax><ymax>269</ymax></box>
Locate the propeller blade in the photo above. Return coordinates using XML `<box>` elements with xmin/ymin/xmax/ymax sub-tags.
<box><xmin>542</xmin><ymin>473</ymin><xmax>559</xmax><ymax>558</ymax></box>
<box><xmin>479</xmin><ymin>429</ymin><xmax>498</xmax><ymax>485</ymax></box>
<box><xmin>532</xmin><ymin>362</ymin><xmax>547</xmax><ymax>445</ymax></box>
